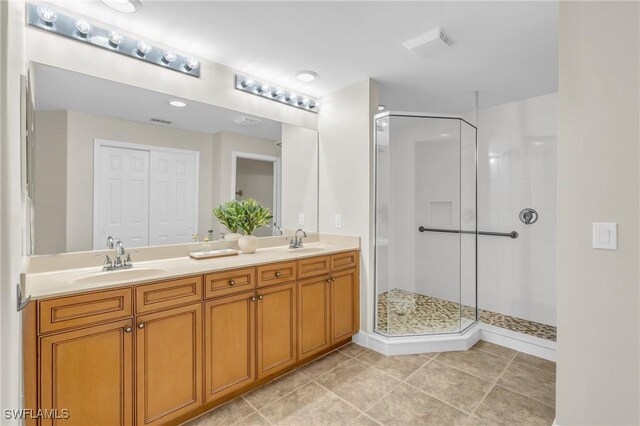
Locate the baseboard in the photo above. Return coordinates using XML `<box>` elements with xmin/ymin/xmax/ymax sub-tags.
<box><xmin>353</xmin><ymin>323</ymin><xmax>556</xmax><ymax>361</ymax></box>
<box><xmin>480</xmin><ymin>323</ymin><xmax>556</xmax><ymax>361</ymax></box>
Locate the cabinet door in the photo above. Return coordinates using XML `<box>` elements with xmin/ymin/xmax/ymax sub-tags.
<box><xmin>331</xmin><ymin>268</ymin><xmax>359</xmax><ymax>343</ymax></box>
<box><xmin>204</xmin><ymin>292</ymin><xmax>256</xmax><ymax>403</ymax></box>
<box><xmin>136</xmin><ymin>303</ymin><xmax>202</xmax><ymax>426</ymax></box>
<box><xmin>298</xmin><ymin>275</ymin><xmax>331</xmax><ymax>360</ymax></box>
<box><xmin>40</xmin><ymin>319</ymin><xmax>133</xmax><ymax>426</ymax></box>
<box><xmin>256</xmin><ymin>282</ymin><xmax>297</xmax><ymax>379</ymax></box>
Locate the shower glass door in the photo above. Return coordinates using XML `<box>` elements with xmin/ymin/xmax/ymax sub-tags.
<box><xmin>375</xmin><ymin>113</ymin><xmax>477</xmax><ymax>336</ymax></box>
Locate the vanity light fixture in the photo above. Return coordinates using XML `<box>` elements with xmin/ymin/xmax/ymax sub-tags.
<box><xmin>25</xmin><ymin>3</ymin><xmax>201</xmax><ymax>77</ymax></box>
<box><xmin>235</xmin><ymin>74</ymin><xmax>319</xmax><ymax>113</ymax></box>
<box><xmin>108</xmin><ymin>30</ymin><xmax>124</xmax><ymax>47</ymax></box>
<box><xmin>169</xmin><ymin>100</ymin><xmax>187</xmax><ymax>108</ymax></box>
<box><xmin>296</xmin><ymin>70</ymin><xmax>319</xmax><ymax>82</ymax></box>
<box><xmin>36</xmin><ymin>5</ymin><xmax>57</xmax><ymax>26</ymax></box>
<box><xmin>101</xmin><ymin>0</ymin><xmax>142</xmax><ymax>14</ymax></box>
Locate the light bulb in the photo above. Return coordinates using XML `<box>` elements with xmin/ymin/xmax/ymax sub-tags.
<box><xmin>74</xmin><ymin>19</ymin><xmax>92</xmax><ymax>37</ymax></box>
<box><xmin>36</xmin><ymin>6</ymin><xmax>58</xmax><ymax>25</ymax></box>
<box><xmin>136</xmin><ymin>41</ymin><xmax>152</xmax><ymax>56</ymax></box>
<box><xmin>258</xmin><ymin>84</ymin><xmax>271</xmax><ymax>93</ymax></box>
<box><xmin>162</xmin><ymin>50</ymin><xmax>177</xmax><ymax>64</ymax></box>
<box><xmin>301</xmin><ymin>97</ymin><xmax>311</xmax><ymax>106</ymax></box>
<box><xmin>184</xmin><ymin>57</ymin><xmax>199</xmax><ymax>71</ymax></box>
<box><xmin>108</xmin><ymin>31</ymin><xmax>124</xmax><ymax>47</ymax></box>
<box><xmin>241</xmin><ymin>79</ymin><xmax>256</xmax><ymax>88</ymax></box>
<box><xmin>286</xmin><ymin>93</ymin><xmax>298</xmax><ymax>102</ymax></box>
<box><xmin>272</xmin><ymin>89</ymin><xmax>284</xmax><ymax>97</ymax></box>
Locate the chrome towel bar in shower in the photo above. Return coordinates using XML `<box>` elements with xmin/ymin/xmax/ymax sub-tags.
<box><xmin>418</xmin><ymin>226</ymin><xmax>519</xmax><ymax>239</ymax></box>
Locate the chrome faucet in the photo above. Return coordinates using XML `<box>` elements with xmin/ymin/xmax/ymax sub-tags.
<box><xmin>100</xmin><ymin>240</ymin><xmax>133</xmax><ymax>271</ymax></box>
<box><xmin>273</xmin><ymin>223</ymin><xmax>283</xmax><ymax>236</ymax></box>
<box><xmin>106</xmin><ymin>235</ymin><xmax>114</xmax><ymax>249</ymax></box>
<box><xmin>289</xmin><ymin>228</ymin><xmax>307</xmax><ymax>249</ymax></box>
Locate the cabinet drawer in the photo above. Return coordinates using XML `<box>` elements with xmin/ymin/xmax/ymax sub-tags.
<box><xmin>205</xmin><ymin>267</ymin><xmax>256</xmax><ymax>299</ymax></box>
<box><xmin>331</xmin><ymin>251</ymin><xmax>358</xmax><ymax>271</ymax></box>
<box><xmin>257</xmin><ymin>261</ymin><xmax>297</xmax><ymax>287</ymax></box>
<box><xmin>298</xmin><ymin>256</ymin><xmax>331</xmax><ymax>279</ymax></box>
<box><xmin>135</xmin><ymin>276</ymin><xmax>203</xmax><ymax>314</ymax></box>
<box><xmin>39</xmin><ymin>287</ymin><xmax>133</xmax><ymax>334</ymax></box>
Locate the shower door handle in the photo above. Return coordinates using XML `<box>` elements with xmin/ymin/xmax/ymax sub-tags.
<box><xmin>418</xmin><ymin>226</ymin><xmax>518</xmax><ymax>239</ymax></box>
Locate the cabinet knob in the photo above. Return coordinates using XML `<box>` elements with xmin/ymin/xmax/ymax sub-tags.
<box><xmin>326</xmin><ymin>278</ymin><xmax>332</xmax><ymax>283</ymax></box>
<box><xmin>258</xmin><ymin>295</ymin><xmax>264</xmax><ymax>300</ymax></box>
<box><xmin>137</xmin><ymin>323</ymin><xmax>145</xmax><ymax>329</ymax></box>
<box><xmin>332</xmin><ymin>278</ymin><xmax>336</xmax><ymax>282</ymax></box>
<box><xmin>250</xmin><ymin>296</ymin><xmax>257</xmax><ymax>302</ymax></box>
<box><xmin>229</xmin><ymin>280</ymin><xmax>235</xmax><ymax>286</ymax></box>
<box><xmin>275</xmin><ymin>271</ymin><xmax>281</xmax><ymax>278</ymax></box>
<box><xmin>124</xmin><ymin>327</ymin><xmax>132</xmax><ymax>333</ymax></box>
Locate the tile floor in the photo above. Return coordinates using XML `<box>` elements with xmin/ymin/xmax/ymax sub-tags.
<box><xmin>377</xmin><ymin>289</ymin><xmax>557</xmax><ymax>341</ymax></box>
<box><xmin>184</xmin><ymin>341</ymin><xmax>556</xmax><ymax>426</ymax></box>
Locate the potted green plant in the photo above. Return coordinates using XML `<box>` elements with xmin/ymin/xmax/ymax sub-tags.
<box><xmin>212</xmin><ymin>200</ymin><xmax>243</xmax><ymax>241</ymax></box>
<box><xmin>236</xmin><ymin>198</ymin><xmax>273</xmax><ymax>254</ymax></box>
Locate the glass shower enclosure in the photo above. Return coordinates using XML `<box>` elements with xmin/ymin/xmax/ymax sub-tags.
<box><xmin>374</xmin><ymin>113</ymin><xmax>477</xmax><ymax>336</ymax></box>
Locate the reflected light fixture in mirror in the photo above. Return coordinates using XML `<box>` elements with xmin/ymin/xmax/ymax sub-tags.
<box><xmin>235</xmin><ymin>74</ymin><xmax>319</xmax><ymax>113</ymax></box>
<box><xmin>102</xmin><ymin>0</ymin><xmax>142</xmax><ymax>14</ymax></box>
<box><xmin>169</xmin><ymin>100</ymin><xmax>187</xmax><ymax>107</ymax></box>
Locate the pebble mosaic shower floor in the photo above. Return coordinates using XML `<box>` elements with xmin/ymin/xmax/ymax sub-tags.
<box><xmin>377</xmin><ymin>288</ymin><xmax>557</xmax><ymax>341</ymax></box>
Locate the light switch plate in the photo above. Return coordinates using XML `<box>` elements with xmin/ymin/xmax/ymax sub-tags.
<box><xmin>335</xmin><ymin>214</ymin><xmax>342</xmax><ymax>229</ymax></box>
<box><xmin>593</xmin><ymin>222</ymin><xmax>617</xmax><ymax>250</ymax></box>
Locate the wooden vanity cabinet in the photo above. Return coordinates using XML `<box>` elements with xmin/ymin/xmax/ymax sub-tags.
<box><xmin>135</xmin><ymin>303</ymin><xmax>203</xmax><ymax>426</ymax></box>
<box><xmin>204</xmin><ymin>291</ymin><xmax>256</xmax><ymax>403</ymax></box>
<box><xmin>39</xmin><ymin>318</ymin><xmax>134</xmax><ymax>426</ymax></box>
<box><xmin>256</xmin><ymin>281</ymin><xmax>298</xmax><ymax>379</ymax></box>
<box><xmin>26</xmin><ymin>251</ymin><xmax>359</xmax><ymax>426</ymax></box>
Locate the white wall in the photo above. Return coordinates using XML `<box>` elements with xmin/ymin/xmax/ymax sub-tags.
<box><xmin>0</xmin><ymin>0</ymin><xmax>26</xmax><ymax>422</ymax></box>
<box><xmin>319</xmin><ymin>79</ymin><xmax>378</xmax><ymax>333</ymax></box>
<box><xmin>557</xmin><ymin>2</ymin><xmax>639</xmax><ymax>424</ymax></box>
<box><xmin>281</xmin><ymin>124</ymin><xmax>318</xmax><ymax>232</ymax></box>
<box><xmin>476</xmin><ymin>93</ymin><xmax>558</xmax><ymax>326</ymax></box>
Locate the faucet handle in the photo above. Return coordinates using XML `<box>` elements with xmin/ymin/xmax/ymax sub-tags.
<box><xmin>95</xmin><ymin>254</ymin><xmax>113</xmax><ymax>270</ymax></box>
<box><xmin>124</xmin><ymin>253</ymin><xmax>132</xmax><ymax>267</ymax></box>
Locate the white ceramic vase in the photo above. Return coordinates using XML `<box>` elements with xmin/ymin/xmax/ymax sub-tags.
<box><xmin>238</xmin><ymin>235</ymin><xmax>258</xmax><ymax>254</ymax></box>
<box><xmin>224</xmin><ymin>232</ymin><xmax>242</xmax><ymax>241</ymax></box>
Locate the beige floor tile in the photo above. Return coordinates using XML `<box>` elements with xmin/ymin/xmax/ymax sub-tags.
<box><xmin>186</xmin><ymin>398</ymin><xmax>255</xmax><ymax>426</ymax></box>
<box><xmin>234</xmin><ymin>412</ymin><xmax>270</xmax><ymax>426</ymax></box>
<box><xmin>316</xmin><ymin>359</ymin><xmax>401</xmax><ymax>411</ymax></box>
<box><xmin>498</xmin><ymin>361</ymin><xmax>556</xmax><ymax>406</ymax></box>
<box><xmin>365</xmin><ymin>383</ymin><xmax>467</xmax><ymax>426</ymax></box>
<box><xmin>350</xmin><ymin>414</ymin><xmax>381</xmax><ymax>425</ymax></box>
<box><xmin>356</xmin><ymin>350</ymin><xmax>428</xmax><ymax>380</ymax></box>
<box><xmin>243</xmin><ymin>370</ymin><xmax>310</xmax><ymax>410</ymax></box>
<box><xmin>473</xmin><ymin>341</ymin><xmax>518</xmax><ymax>360</ymax></box>
<box><xmin>260</xmin><ymin>381</ymin><xmax>360</xmax><ymax>425</ymax></box>
<box><xmin>406</xmin><ymin>361</ymin><xmax>493</xmax><ymax>413</ymax></box>
<box><xmin>513</xmin><ymin>352</ymin><xmax>556</xmax><ymax>374</ymax></box>
<box><xmin>435</xmin><ymin>348</ymin><xmax>510</xmax><ymax>382</ymax></box>
<box><xmin>298</xmin><ymin>351</ymin><xmax>351</xmax><ymax>379</ymax></box>
<box><xmin>338</xmin><ymin>342</ymin><xmax>370</xmax><ymax>358</ymax></box>
<box><xmin>421</xmin><ymin>352</ymin><xmax>439</xmax><ymax>358</ymax></box>
<box><xmin>474</xmin><ymin>385</ymin><xmax>555</xmax><ymax>426</ymax></box>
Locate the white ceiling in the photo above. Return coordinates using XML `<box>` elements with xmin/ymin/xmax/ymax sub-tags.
<box><xmin>46</xmin><ymin>1</ymin><xmax>558</xmax><ymax>113</ymax></box>
<box><xmin>34</xmin><ymin>63</ymin><xmax>283</xmax><ymax>140</ymax></box>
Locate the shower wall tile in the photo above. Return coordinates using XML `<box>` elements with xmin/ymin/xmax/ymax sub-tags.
<box><xmin>477</xmin><ymin>92</ymin><xmax>558</xmax><ymax>326</ymax></box>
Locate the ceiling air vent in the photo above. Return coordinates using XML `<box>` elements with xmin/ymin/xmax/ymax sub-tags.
<box><xmin>402</xmin><ymin>26</ymin><xmax>455</xmax><ymax>59</ymax></box>
<box><xmin>233</xmin><ymin>116</ymin><xmax>262</xmax><ymax>126</ymax></box>
<box><xmin>150</xmin><ymin>118</ymin><xmax>172</xmax><ymax>124</ymax></box>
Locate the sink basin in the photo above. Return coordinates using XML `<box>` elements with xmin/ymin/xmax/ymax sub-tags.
<box><xmin>287</xmin><ymin>247</ymin><xmax>327</xmax><ymax>254</ymax></box>
<box><xmin>72</xmin><ymin>268</ymin><xmax>167</xmax><ymax>286</ymax></box>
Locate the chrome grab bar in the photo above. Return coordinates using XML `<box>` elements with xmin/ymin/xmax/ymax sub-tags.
<box><xmin>418</xmin><ymin>226</ymin><xmax>518</xmax><ymax>239</ymax></box>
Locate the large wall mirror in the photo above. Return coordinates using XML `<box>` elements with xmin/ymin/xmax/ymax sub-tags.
<box><xmin>29</xmin><ymin>62</ymin><xmax>319</xmax><ymax>255</ymax></box>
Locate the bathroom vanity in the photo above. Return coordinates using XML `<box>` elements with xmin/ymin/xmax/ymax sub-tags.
<box><xmin>22</xmin><ymin>241</ymin><xmax>359</xmax><ymax>426</ymax></box>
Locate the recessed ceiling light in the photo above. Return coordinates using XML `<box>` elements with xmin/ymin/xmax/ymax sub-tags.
<box><xmin>101</xmin><ymin>0</ymin><xmax>142</xmax><ymax>14</ymax></box>
<box><xmin>169</xmin><ymin>100</ymin><xmax>186</xmax><ymax>108</ymax></box>
<box><xmin>440</xmin><ymin>133</ymin><xmax>450</xmax><ymax>137</ymax></box>
<box><xmin>377</xmin><ymin>105</ymin><xmax>387</xmax><ymax>111</ymax></box>
<box><xmin>296</xmin><ymin>70</ymin><xmax>318</xmax><ymax>82</ymax></box>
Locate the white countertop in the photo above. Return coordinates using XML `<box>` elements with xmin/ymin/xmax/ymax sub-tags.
<box><xmin>23</xmin><ymin>241</ymin><xmax>359</xmax><ymax>300</ymax></box>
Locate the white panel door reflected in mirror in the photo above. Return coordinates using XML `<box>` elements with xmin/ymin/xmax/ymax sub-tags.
<box><xmin>29</xmin><ymin>62</ymin><xmax>318</xmax><ymax>255</ymax></box>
